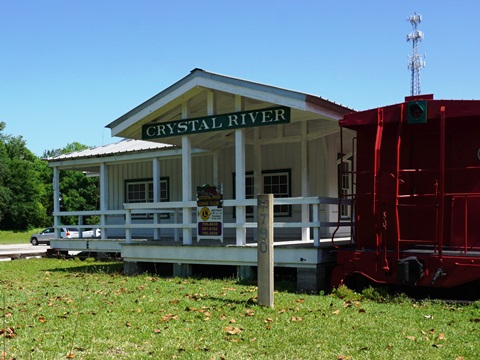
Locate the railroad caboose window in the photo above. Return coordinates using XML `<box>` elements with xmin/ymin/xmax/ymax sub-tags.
<box><xmin>337</xmin><ymin>157</ymin><xmax>352</xmax><ymax>219</ymax></box>
<box><xmin>233</xmin><ymin>169</ymin><xmax>291</xmax><ymax>217</ymax></box>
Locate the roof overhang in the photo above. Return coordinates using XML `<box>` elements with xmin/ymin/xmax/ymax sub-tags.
<box><xmin>106</xmin><ymin>69</ymin><xmax>354</xmax><ymax>151</ymax></box>
<box><xmin>46</xmin><ymin>139</ymin><xmax>208</xmax><ymax>172</ymax></box>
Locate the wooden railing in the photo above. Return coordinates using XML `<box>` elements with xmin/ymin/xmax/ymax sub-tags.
<box><xmin>52</xmin><ymin>196</ymin><xmax>352</xmax><ymax>247</ymax></box>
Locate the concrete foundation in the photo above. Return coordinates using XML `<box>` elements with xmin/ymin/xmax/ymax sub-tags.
<box><xmin>123</xmin><ymin>259</ymin><xmax>334</xmax><ymax>294</ymax></box>
<box><xmin>296</xmin><ymin>264</ymin><xmax>332</xmax><ymax>293</ymax></box>
<box><xmin>124</xmin><ymin>261</ymin><xmax>141</xmax><ymax>276</ymax></box>
<box><xmin>237</xmin><ymin>265</ymin><xmax>255</xmax><ymax>280</ymax></box>
<box><xmin>173</xmin><ymin>263</ymin><xmax>193</xmax><ymax>277</ymax></box>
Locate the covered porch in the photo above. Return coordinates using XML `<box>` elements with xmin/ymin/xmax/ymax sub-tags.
<box><xmin>49</xmin><ymin>194</ymin><xmax>352</xmax><ymax>292</ymax></box>
<box><xmin>48</xmin><ymin>69</ymin><xmax>355</xmax><ymax>291</ymax></box>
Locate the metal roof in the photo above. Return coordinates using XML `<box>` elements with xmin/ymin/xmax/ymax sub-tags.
<box><xmin>47</xmin><ymin>139</ymin><xmax>174</xmax><ymax>161</ymax></box>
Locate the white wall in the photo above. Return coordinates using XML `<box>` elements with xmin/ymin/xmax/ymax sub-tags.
<box><xmin>103</xmin><ymin>131</ymin><xmax>353</xmax><ymax>240</ymax></box>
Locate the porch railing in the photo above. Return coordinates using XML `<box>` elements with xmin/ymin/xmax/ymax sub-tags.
<box><xmin>52</xmin><ymin>196</ymin><xmax>352</xmax><ymax>247</ymax></box>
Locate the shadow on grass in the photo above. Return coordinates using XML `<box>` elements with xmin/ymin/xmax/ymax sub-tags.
<box><xmin>44</xmin><ymin>261</ymin><xmax>124</xmax><ymax>275</ymax></box>
<box><xmin>343</xmin><ymin>273</ymin><xmax>480</xmax><ymax>302</ymax></box>
<box><xmin>45</xmin><ymin>260</ymin><xmax>299</xmax><ymax>293</ymax></box>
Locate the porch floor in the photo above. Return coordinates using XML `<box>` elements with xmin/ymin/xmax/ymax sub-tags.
<box><xmin>50</xmin><ymin>236</ymin><xmax>351</xmax><ymax>253</ymax></box>
<box><xmin>84</xmin><ymin>235</ymin><xmax>349</xmax><ymax>245</ymax></box>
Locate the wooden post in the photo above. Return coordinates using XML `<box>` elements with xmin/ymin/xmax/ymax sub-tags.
<box><xmin>257</xmin><ymin>194</ymin><xmax>274</xmax><ymax>307</ymax></box>
<box><xmin>53</xmin><ymin>167</ymin><xmax>61</xmax><ymax>238</ymax></box>
<box><xmin>153</xmin><ymin>157</ymin><xmax>161</xmax><ymax>240</ymax></box>
<box><xmin>125</xmin><ymin>209</ymin><xmax>132</xmax><ymax>243</ymax></box>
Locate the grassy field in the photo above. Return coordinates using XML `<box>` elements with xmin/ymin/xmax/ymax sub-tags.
<box><xmin>0</xmin><ymin>258</ymin><xmax>478</xmax><ymax>359</ymax></box>
<box><xmin>0</xmin><ymin>229</ymin><xmax>40</xmax><ymax>244</ymax></box>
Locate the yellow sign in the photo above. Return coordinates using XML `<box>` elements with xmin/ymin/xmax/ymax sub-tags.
<box><xmin>199</xmin><ymin>207</ymin><xmax>211</xmax><ymax>221</ymax></box>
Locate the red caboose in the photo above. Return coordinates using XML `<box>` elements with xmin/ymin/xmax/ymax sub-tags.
<box><xmin>333</xmin><ymin>95</ymin><xmax>480</xmax><ymax>289</ymax></box>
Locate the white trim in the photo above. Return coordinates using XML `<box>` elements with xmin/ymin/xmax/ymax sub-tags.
<box><xmin>235</xmin><ymin>95</ymin><xmax>246</xmax><ymax>245</ymax></box>
<box><xmin>53</xmin><ymin>167</ymin><xmax>61</xmax><ymax>238</ymax></box>
<box><xmin>153</xmin><ymin>158</ymin><xmax>161</xmax><ymax>240</ymax></box>
<box><xmin>253</xmin><ymin>127</ymin><xmax>262</xmax><ymax>241</ymax></box>
<box><xmin>235</xmin><ymin>129</ymin><xmax>246</xmax><ymax>246</ymax></box>
<box><xmin>112</xmin><ymin>79</ymin><xmax>203</xmax><ymax>136</ymax></box>
<box><xmin>301</xmin><ymin>121</ymin><xmax>310</xmax><ymax>241</ymax></box>
<box><xmin>100</xmin><ymin>163</ymin><xmax>108</xmax><ymax>239</ymax></box>
<box><xmin>152</xmin><ymin>159</ymin><xmax>161</xmax><ymax>202</ymax></box>
<box><xmin>53</xmin><ymin>167</ymin><xmax>60</xmax><ymax>213</ymax></box>
<box><xmin>182</xmin><ymin>103</ymin><xmax>193</xmax><ymax>244</ymax></box>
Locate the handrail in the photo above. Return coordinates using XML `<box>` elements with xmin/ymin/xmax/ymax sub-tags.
<box><xmin>52</xmin><ymin>196</ymin><xmax>353</xmax><ymax>247</ymax></box>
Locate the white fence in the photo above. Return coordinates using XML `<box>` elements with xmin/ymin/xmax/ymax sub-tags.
<box><xmin>52</xmin><ymin>196</ymin><xmax>352</xmax><ymax>247</ymax></box>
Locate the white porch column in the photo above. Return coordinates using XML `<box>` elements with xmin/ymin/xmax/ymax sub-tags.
<box><xmin>235</xmin><ymin>95</ymin><xmax>246</xmax><ymax>245</ymax></box>
<box><xmin>99</xmin><ymin>163</ymin><xmax>108</xmax><ymax>239</ymax></box>
<box><xmin>153</xmin><ymin>158</ymin><xmax>161</xmax><ymax>240</ymax></box>
<box><xmin>213</xmin><ymin>152</ymin><xmax>219</xmax><ymax>186</ymax></box>
<box><xmin>253</xmin><ymin>127</ymin><xmax>262</xmax><ymax>241</ymax></box>
<box><xmin>208</xmin><ymin>91</ymin><xmax>220</xmax><ymax>187</ymax></box>
<box><xmin>182</xmin><ymin>102</ymin><xmax>193</xmax><ymax>244</ymax></box>
<box><xmin>182</xmin><ymin>136</ymin><xmax>192</xmax><ymax>244</ymax></box>
<box><xmin>235</xmin><ymin>129</ymin><xmax>246</xmax><ymax>245</ymax></box>
<box><xmin>301</xmin><ymin>121</ymin><xmax>310</xmax><ymax>241</ymax></box>
<box><xmin>52</xmin><ymin>167</ymin><xmax>61</xmax><ymax>238</ymax></box>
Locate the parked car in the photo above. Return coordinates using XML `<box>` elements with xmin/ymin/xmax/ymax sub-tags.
<box><xmin>30</xmin><ymin>227</ymin><xmax>75</xmax><ymax>245</ymax></box>
<box><xmin>78</xmin><ymin>228</ymin><xmax>101</xmax><ymax>238</ymax></box>
<box><xmin>30</xmin><ymin>227</ymin><xmax>101</xmax><ymax>246</ymax></box>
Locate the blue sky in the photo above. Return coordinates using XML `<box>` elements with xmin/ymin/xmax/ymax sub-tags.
<box><xmin>1</xmin><ymin>1</ymin><xmax>479</xmax><ymax>156</ymax></box>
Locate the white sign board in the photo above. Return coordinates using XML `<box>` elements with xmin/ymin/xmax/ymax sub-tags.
<box><xmin>197</xmin><ymin>185</ymin><xmax>223</xmax><ymax>242</ymax></box>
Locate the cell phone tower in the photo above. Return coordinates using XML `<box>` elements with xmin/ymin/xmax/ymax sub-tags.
<box><xmin>407</xmin><ymin>13</ymin><xmax>426</xmax><ymax>96</ymax></box>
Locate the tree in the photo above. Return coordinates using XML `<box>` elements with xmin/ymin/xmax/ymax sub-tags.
<box><xmin>0</xmin><ymin>121</ymin><xmax>100</xmax><ymax>230</ymax></box>
<box><xmin>42</xmin><ymin>142</ymin><xmax>88</xmax><ymax>159</ymax></box>
<box><xmin>0</xmin><ymin>124</ymin><xmax>48</xmax><ymax>230</ymax></box>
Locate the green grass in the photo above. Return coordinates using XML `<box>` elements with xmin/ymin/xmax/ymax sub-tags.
<box><xmin>0</xmin><ymin>229</ymin><xmax>40</xmax><ymax>244</ymax></box>
<box><xmin>0</xmin><ymin>258</ymin><xmax>479</xmax><ymax>359</ymax></box>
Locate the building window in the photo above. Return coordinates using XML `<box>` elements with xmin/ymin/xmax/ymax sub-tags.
<box><xmin>337</xmin><ymin>157</ymin><xmax>352</xmax><ymax>219</ymax></box>
<box><xmin>125</xmin><ymin>178</ymin><xmax>169</xmax><ymax>218</ymax></box>
<box><xmin>234</xmin><ymin>169</ymin><xmax>292</xmax><ymax>217</ymax></box>
<box><xmin>244</xmin><ymin>175</ymin><xmax>255</xmax><ymax>215</ymax></box>
<box><xmin>127</xmin><ymin>182</ymin><xmax>149</xmax><ymax>203</ymax></box>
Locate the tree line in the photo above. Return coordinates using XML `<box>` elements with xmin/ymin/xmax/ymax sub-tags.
<box><xmin>0</xmin><ymin>122</ymin><xmax>99</xmax><ymax>231</ymax></box>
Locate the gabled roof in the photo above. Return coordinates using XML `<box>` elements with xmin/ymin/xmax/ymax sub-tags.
<box><xmin>106</xmin><ymin>69</ymin><xmax>354</xmax><ymax>149</ymax></box>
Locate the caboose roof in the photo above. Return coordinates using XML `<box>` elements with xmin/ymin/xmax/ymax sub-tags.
<box><xmin>340</xmin><ymin>96</ymin><xmax>480</xmax><ymax>129</ymax></box>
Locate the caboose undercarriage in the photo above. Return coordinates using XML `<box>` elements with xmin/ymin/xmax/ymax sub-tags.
<box><xmin>333</xmin><ymin>248</ymin><xmax>480</xmax><ymax>289</ymax></box>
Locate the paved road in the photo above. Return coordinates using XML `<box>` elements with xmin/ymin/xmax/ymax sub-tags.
<box><xmin>0</xmin><ymin>244</ymin><xmax>49</xmax><ymax>260</ymax></box>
